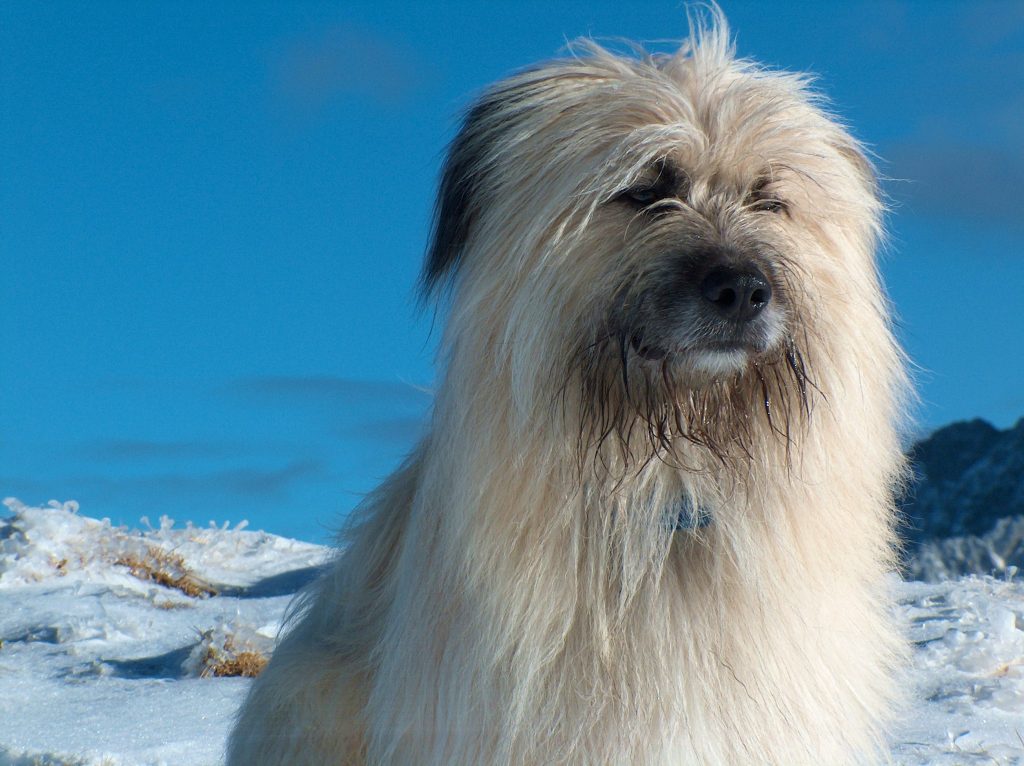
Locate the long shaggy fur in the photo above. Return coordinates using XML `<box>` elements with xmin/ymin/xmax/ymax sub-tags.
<box><xmin>228</xmin><ymin>12</ymin><xmax>909</xmax><ymax>765</ymax></box>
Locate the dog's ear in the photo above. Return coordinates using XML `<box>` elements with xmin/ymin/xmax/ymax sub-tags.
<box><xmin>833</xmin><ymin>136</ymin><xmax>880</xmax><ymax>200</ymax></box>
<box><xmin>421</xmin><ymin>92</ymin><xmax>500</xmax><ymax>298</ymax></box>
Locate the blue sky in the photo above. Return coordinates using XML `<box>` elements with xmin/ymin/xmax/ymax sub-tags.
<box><xmin>2</xmin><ymin>2</ymin><xmax>1022</xmax><ymax>542</ymax></box>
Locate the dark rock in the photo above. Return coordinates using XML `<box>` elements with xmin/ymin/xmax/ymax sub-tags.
<box><xmin>899</xmin><ymin>417</ymin><xmax>1024</xmax><ymax>578</ymax></box>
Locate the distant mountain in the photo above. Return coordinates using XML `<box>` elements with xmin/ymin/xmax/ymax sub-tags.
<box><xmin>900</xmin><ymin>418</ymin><xmax>1024</xmax><ymax>579</ymax></box>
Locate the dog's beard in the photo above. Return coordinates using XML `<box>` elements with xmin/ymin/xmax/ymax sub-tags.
<box><xmin>570</xmin><ymin>314</ymin><xmax>814</xmax><ymax>472</ymax></box>
<box><xmin>552</xmin><ymin>225</ymin><xmax>820</xmax><ymax>471</ymax></box>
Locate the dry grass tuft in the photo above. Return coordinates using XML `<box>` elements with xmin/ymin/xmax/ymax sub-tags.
<box><xmin>116</xmin><ymin>545</ymin><xmax>217</xmax><ymax>598</ymax></box>
<box><xmin>198</xmin><ymin>633</ymin><xmax>269</xmax><ymax>678</ymax></box>
<box><xmin>206</xmin><ymin>649</ymin><xmax>269</xmax><ymax>678</ymax></box>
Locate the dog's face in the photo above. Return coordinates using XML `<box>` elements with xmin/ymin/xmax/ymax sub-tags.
<box><xmin>600</xmin><ymin>155</ymin><xmax>789</xmax><ymax>380</ymax></box>
<box><xmin>425</xmin><ymin>34</ymin><xmax>883</xmax><ymax>457</ymax></box>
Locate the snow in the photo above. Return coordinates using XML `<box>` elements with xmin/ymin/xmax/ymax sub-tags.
<box><xmin>894</xmin><ymin>578</ymin><xmax>1024</xmax><ymax>764</ymax></box>
<box><xmin>0</xmin><ymin>499</ymin><xmax>330</xmax><ymax>766</ymax></box>
<box><xmin>909</xmin><ymin>514</ymin><xmax>1024</xmax><ymax>581</ymax></box>
<box><xmin>1</xmin><ymin>499</ymin><xmax>1022</xmax><ymax>765</ymax></box>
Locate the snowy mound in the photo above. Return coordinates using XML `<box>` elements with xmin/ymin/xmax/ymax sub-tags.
<box><xmin>909</xmin><ymin>515</ymin><xmax>1024</xmax><ymax>581</ymax></box>
<box><xmin>1</xmin><ymin>500</ymin><xmax>1023</xmax><ymax>765</ymax></box>
<box><xmin>894</xmin><ymin>578</ymin><xmax>1024</xmax><ymax>764</ymax></box>
<box><xmin>0</xmin><ymin>499</ymin><xmax>331</xmax><ymax>766</ymax></box>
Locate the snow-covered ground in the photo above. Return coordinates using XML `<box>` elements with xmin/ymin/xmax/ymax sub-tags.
<box><xmin>0</xmin><ymin>499</ymin><xmax>330</xmax><ymax>766</ymax></box>
<box><xmin>1</xmin><ymin>499</ymin><xmax>1022</xmax><ymax>766</ymax></box>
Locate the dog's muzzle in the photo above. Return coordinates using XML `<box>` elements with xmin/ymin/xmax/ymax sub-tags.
<box><xmin>625</xmin><ymin>246</ymin><xmax>784</xmax><ymax>371</ymax></box>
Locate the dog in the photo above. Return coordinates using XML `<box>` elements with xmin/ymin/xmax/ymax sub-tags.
<box><xmin>228</xmin><ymin>11</ymin><xmax>909</xmax><ymax>765</ymax></box>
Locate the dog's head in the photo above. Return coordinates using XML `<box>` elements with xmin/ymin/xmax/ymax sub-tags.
<box><xmin>424</xmin><ymin>16</ymin><xmax>887</xmax><ymax>461</ymax></box>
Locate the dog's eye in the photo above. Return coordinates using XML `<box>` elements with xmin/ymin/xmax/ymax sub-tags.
<box><xmin>752</xmin><ymin>197</ymin><xmax>787</xmax><ymax>214</ymax></box>
<box><xmin>619</xmin><ymin>181</ymin><xmax>675</xmax><ymax>208</ymax></box>
<box><xmin>624</xmin><ymin>187</ymin><xmax>659</xmax><ymax>205</ymax></box>
<box><xmin>748</xmin><ymin>178</ymin><xmax>788</xmax><ymax>215</ymax></box>
<box><xmin>616</xmin><ymin>161</ymin><xmax>684</xmax><ymax>209</ymax></box>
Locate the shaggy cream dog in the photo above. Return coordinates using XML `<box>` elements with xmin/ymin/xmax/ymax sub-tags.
<box><xmin>228</xmin><ymin>12</ymin><xmax>908</xmax><ymax>765</ymax></box>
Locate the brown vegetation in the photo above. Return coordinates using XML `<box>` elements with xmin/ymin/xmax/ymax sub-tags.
<box><xmin>115</xmin><ymin>545</ymin><xmax>217</xmax><ymax>598</ymax></box>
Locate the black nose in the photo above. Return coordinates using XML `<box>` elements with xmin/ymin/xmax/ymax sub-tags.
<box><xmin>700</xmin><ymin>266</ymin><xmax>772</xmax><ymax>322</ymax></box>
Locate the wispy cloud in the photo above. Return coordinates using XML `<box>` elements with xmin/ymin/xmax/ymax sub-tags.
<box><xmin>338</xmin><ymin>415</ymin><xmax>425</xmax><ymax>445</ymax></box>
<box><xmin>224</xmin><ymin>375</ymin><xmax>432</xmax><ymax>407</ymax></box>
<box><xmin>2</xmin><ymin>460</ymin><xmax>329</xmax><ymax>505</ymax></box>
<box><xmin>270</xmin><ymin>22</ymin><xmax>428</xmax><ymax>111</ymax></box>
<box><xmin>71</xmin><ymin>439</ymin><xmax>239</xmax><ymax>462</ymax></box>
<box><xmin>197</xmin><ymin>459</ymin><xmax>328</xmax><ymax>496</ymax></box>
<box><xmin>957</xmin><ymin>3</ymin><xmax>1024</xmax><ymax>48</ymax></box>
<box><xmin>884</xmin><ymin>143</ymin><xmax>1024</xmax><ymax>229</ymax></box>
<box><xmin>856</xmin><ymin>3</ymin><xmax>1024</xmax><ymax>232</ymax></box>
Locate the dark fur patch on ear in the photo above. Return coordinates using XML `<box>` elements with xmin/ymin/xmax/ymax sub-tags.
<box><xmin>421</xmin><ymin>61</ymin><xmax>607</xmax><ymax>298</ymax></box>
<box><xmin>420</xmin><ymin>95</ymin><xmax>499</xmax><ymax>297</ymax></box>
